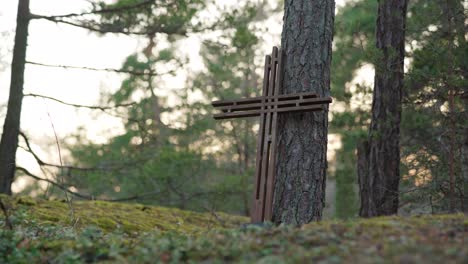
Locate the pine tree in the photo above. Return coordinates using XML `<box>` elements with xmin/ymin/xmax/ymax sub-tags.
<box><xmin>0</xmin><ymin>0</ymin><xmax>30</xmax><ymax>194</ymax></box>
<box><xmin>272</xmin><ymin>0</ymin><xmax>335</xmax><ymax>224</ymax></box>
<box><xmin>358</xmin><ymin>0</ymin><xmax>408</xmax><ymax>217</ymax></box>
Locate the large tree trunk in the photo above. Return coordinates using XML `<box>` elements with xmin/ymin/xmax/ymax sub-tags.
<box><xmin>272</xmin><ymin>0</ymin><xmax>335</xmax><ymax>225</ymax></box>
<box><xmin>0</xmin><ymin>0</ymin><xmax>30</xmax><ymax>194</ymax></box>
<box><xmin>358</xmin><ymin>0</ymin><xmax>408</xmax><ymax>217</ymax></box>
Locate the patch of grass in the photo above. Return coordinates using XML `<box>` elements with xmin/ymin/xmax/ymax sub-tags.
<box><xmin>0</xmin><ymin>195</ymin><xmax>466</xmax><ymax>263</ymax></box>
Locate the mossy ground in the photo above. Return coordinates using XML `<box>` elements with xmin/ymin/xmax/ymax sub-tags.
<box><xmin>7</xmin><ymin>195</ymin><xmax>247</xmax><ymax>234</ymax></box>
<box><xmin>0</xmin><ymin>195</ymin><xmax>466</xmax><ymax>263</ymax></box>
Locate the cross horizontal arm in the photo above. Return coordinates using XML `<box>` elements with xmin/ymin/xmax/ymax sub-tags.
<box><xmin>216</xmin><ymin>97</ymin><xmax>332</xmax><ymax>113</ymax></box>
<box><xmin>213</xmin><ymin>102</ymin><xmax>329</xmax><ymax>120</ymax></box>
<box><xmin>211</xmin><ymin>92</ymin><xmax>318</xmax><ymax>107</ymax></box>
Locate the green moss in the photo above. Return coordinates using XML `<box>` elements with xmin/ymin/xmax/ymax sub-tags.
<box><xmin>6</xmin><ymin>196</ymin><xmax>248</xmax><ymax>234</ymax></box>
<box><xmin>15</xmin><ymin>196</ymin><xmax>37</xmax><ymax>206</ymax></box>
<box><xmin>94</xmin><ymin>218</ymin><xmax>117</xmax><ymax>230</ymax></box>
<box><xmin>1</xmin><ymin>195</ymin><xmax>465</xmax><ymax>263</ymax></box>
<box><xmin>0</xmin><ymin>193</ymin><xmax>468</xmax><ymax>263</ymax></box>
<box><xmin>41</xmin><ymin>240</ymin><xmax>75</xmax><ymax>251</ymax></box>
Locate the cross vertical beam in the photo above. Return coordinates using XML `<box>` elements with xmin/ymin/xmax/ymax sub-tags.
<box><xmin>253</xmin><ymin>47</ymin><xmax>281</xmax><ymax>222</ymax></box>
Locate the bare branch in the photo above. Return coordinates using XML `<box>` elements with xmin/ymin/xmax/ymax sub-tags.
<box><xmin>24</xmin><ymin>93</ymin><xmax>148</xmax><ymax>123</ymax></box>
<box><xmin>45</xmin><ymin>104</ymin><xmax>77</xmax><ymax>225</ymax></box>
<box><xmin>29</xmin><ymin>0</ymin><xmax>154</xmax><ymax>20</ymax></box>
<box><xmin>18</xmin><ymin>131</ymin><xmax>98</xmax><ymax>171</ymax></box>
<box><xmin>201</xmin><ymin>204</ymin><xmax>226</xmax><ymax>227</ymax></box>
<box><xmin>16</xmin><ymin>166</ymin><xmax>166</xmax><ymax>202</ymax></box>
<box><xmin>106</xmin><ymin>191</ymin><xmax>166</xmax><ymax>202</ymax></box>
<box><xmin>24</xmin><ymin>93</ymin><xmax>136</xmax><ymax>110</ymax></box>
<box><xmin>16</xmin><ymin>166</ymin><xmax>95</xmax><ymax>200</ymax></box>
<box><xmin>29</xmin><ymin>15</ymin><xmax>177</xmax><ymax>36</ymax></box>
<box><xmin>26</xmin><ymin>61</ymin><xmax>161</xmax><ymax>76</ymax></box>
<box><xmin>18</xmin><ymin>132</ymin><xmax>159</xmax><ymax>172</ymax></box>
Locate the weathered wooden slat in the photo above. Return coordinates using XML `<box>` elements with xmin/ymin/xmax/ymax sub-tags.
<box><xmin>251</xmin><ymin>54</ymin><xmax>272</xmax><ymax>222</ymax></box>
<box><xmin>214</xmin><ymin>97</ymin><xmax>332</xmax><ymax>113</ymax></box>
<box><xmin>213</xmin><ymin>104</ymin><xmax>326</xmax><ymax>120</ymax></box>
<box><xmin>256</xmin><ymin>46</ymin><xmax>279</xmax><ymax>222</ymax></box>
<box><xmin>264</xmin><ymin>47</ymin><xmax>283</xmax><ymax>221</ymax></box>
<box><xmin>211</xmin><ymin>92</ymin><xmax>318</xmax><ymax>107</ymax></box>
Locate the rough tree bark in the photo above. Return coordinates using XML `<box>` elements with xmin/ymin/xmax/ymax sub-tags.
<box><xmin>272</xmin><ymin>0</ymin><xmax>335</xmax><ymax>225</ymax></box>
<box><xmin>358</xmin><ymin>0</ymin><xmax>408</xmax><ymax>217</ymax></box>
<box><xmin>0</xmin><ymin>0</ymin><xmax>30</xmax><ymax>194</ymax></box>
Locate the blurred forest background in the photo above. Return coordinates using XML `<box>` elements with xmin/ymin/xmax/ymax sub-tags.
<box><xmin>0</xmin><ymin>0</ymin><xmax>466</xmax><ymax>219</ymax></box>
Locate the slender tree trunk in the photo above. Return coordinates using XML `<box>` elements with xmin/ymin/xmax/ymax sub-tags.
<box><xmin>448</xmin><ymin>0</ymin><xmax>467</xmax><ymax>213</ymax></box>
<box><xmin>272</xmin><ymin>0</ymin><xmax>335</xmax><ymax>224</ymax></box>
<box><xmin>357</xmin><ymin>140</ymin><xmax>372</xmax><ymax>215</ymax></box>
<box><xmin>462</xmin><ymin>97</ymin><xmax>468</xmax><ymax>212</ymax></box>
<box><xmin>445</xmin><ymin>0</ymin><xmax>467</xmax><ymax>213</ymax></box>
<box><xmin>358</xmin><ymin>0</ymin><xmax>408</xmax><ymax>217</ymax></box>
<box><xmin>0</xmin><ymin>0</ymin><xmax>30</xmax><ymax>195</ymax></box>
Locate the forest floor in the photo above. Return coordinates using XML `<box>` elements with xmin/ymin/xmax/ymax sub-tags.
<box><xmin>0</xmin><ymin>195</ymin><xmax>466</xmax><ymax>263</ymax></box>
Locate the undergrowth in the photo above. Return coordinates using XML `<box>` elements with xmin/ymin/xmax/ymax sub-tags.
<box><xmin>0</xmin><ymin>195</ymin><xmax>466</xmax><ymax>263</ymax></box>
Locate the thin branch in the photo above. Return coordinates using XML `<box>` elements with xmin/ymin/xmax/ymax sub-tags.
<box><xmin>29</xmin><ymin>0</ymin><xmax>154</xmax><ymax>20</ymax></box>
<box><xmin>26</xmin><ymin>61</ymin><xmax>161</xmax><ymax>76</ymax></box>
<box><xmin>24</xmin><ymin>93</ymin><xmax>136</xmax><ymax>110</ymax></box>
<box><xmin>24</xmin><ymin>93</ymin><xmax>146</xmax><ymax>123</ymax></box>
<box><xmin>18</xmin><ymin>132</ymin><xmax>164</xmax><ymax>173</ymax></box>
<box><xmin>16</xmin><ymin>166</ymin><xmax>95</xmax><ymax>200</ymax></box>
<box><xmin>201</xmin><ymin>204</ymin><xmax>226</xmax><ymax>227</ymax></box>
<box><xmin>106</xmin><ymin>191</ymin><xmax>166</xmax><ymax>202</ymax></box>
<box><xmin>16</xmin><ymin>166</ymin><xmax>165</xmax><ymax>202</ymax></box>
<box><xmin>45</xmin><ymin>104</ymin><xmax>76</xmax><ymax>225</ymax></box>
<box><xmin>18</xmin><ymin>132</ymin><xmax>98</xmax><ymax>171</ymax></box>
<box><xmin>29</xmin><ymin>15</ymin><xmax>167</xmax><ymax>35</ymax></box>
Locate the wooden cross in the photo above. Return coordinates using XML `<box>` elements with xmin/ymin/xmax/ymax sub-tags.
<box><xmin>212</xmin><ymin>47</ymin><xmax>332</xmax><ymax>223</ymax></box>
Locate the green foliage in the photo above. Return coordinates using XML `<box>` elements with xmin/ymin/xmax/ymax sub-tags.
<box><xmin>54</xmin><ymin>0</ymin><xmax>274</xmax><ymax>218</ymax></box>
<box><xmin>232</xmin><ymin>25</ymin><xmax>258</xmax><ymax>49</ymax></box>
<box><xmin>329</xmin><ymin>0</ymin><xmax>378</xmax><ymax>218</ymax></box>
<box><xmin>399</xmin><ymin>0</ymin><xmax>467</xmax><ymax>213</ymax></box>
<box><xmin>332</xmin><ymin>0</ymin><xmax>377</xmax><ymax>100</ymax></box>
<box><xmin>93</xmin><ymin>0</ymin><xmax>206</xmax><ymax>35</ymax></box>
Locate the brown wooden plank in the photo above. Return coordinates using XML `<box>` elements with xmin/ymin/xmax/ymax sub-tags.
<box><xmin>213</xmin><ymin>103</ymin><xmax>327</xmax><ymax>120</ymax></box>
<box><xmin>275</xmin><ymin>104</ymin><xmax>325</xmax><ymax>113</ymax></box>
<box><xmin>213</xmin><ymin>111</ymin><xmax>261</xmax><ymax>120</ymax></box>
<box><xmin>212</xmin><ymin>97</ymin><xmax>262</xmax><ymax>107</ymax></box>
<box><xmin>251</xmin><ymin>54</ymin><xmax>271</xmax><ymax>223</ymax></box>
<box><xmin>264</xmin><ymin>47</ymin><xmax>283</xmax><ymax>221</ymax></box>
<box><xmin>256</xmin><ymin>47</ymin><xmax>278</xmax><ymax>222</ymax></box>
<box><xmin>214</xmin><ymin>97</ymin><xmax>332</xmax><ymax>113</ymax></box>
<box><xmin>211</xmin><ymin>92</ymin><xmax>318</xmax><ymax>107</ymax></box>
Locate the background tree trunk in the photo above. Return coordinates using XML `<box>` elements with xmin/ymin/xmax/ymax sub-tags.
<box><xmin>358</xmin><ymin>0</ymin><xmax>408</xmax><ymax>217</ymax></box>
<box><xmin>357</xmin><ymin>140</ymin><xmax>373</xmax><ymax>216</ymax></box>
<box><xmin>0</xmin><ymin>0</ymin><xmax>30</xmax><ymax>194</ymax></box>
<box><xmin>463</xmin><ymin>98</ymin><xmax>468</xmax><ymax>213</ymax></box>
<box><xmin>272</xmin><ymin>0</ymin><xmax>335</xmax><ymax>224</ymax></box>
<box><xmin>449</xmin><ymin>0</ymin><xmax>467</xmax><ymax>213</ymax></box>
